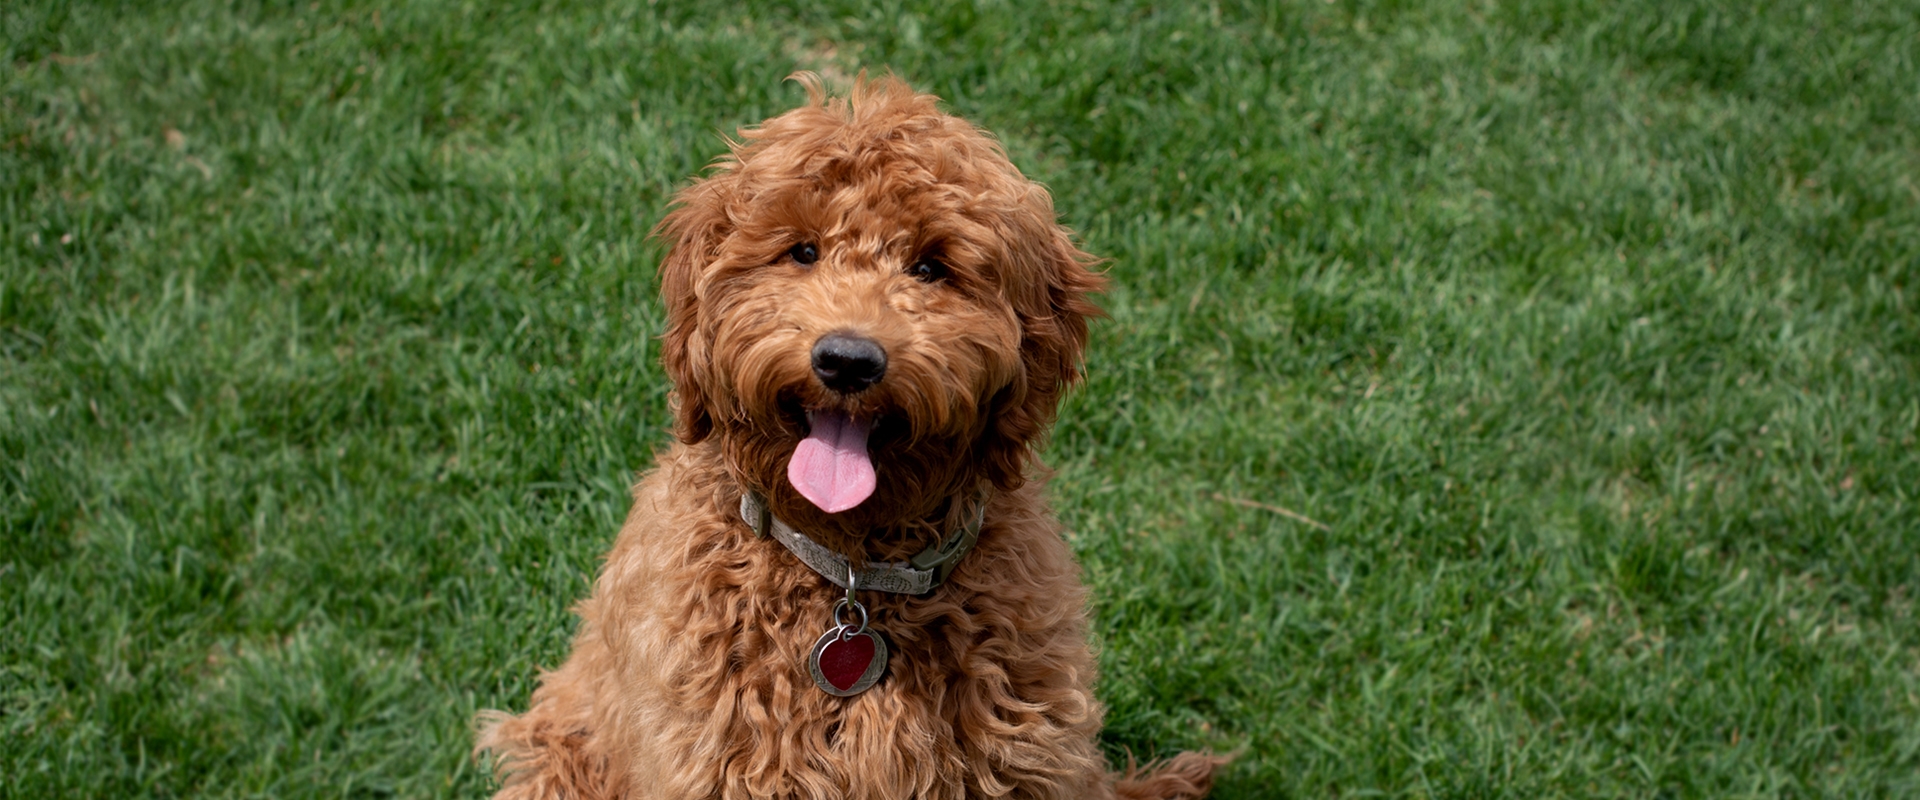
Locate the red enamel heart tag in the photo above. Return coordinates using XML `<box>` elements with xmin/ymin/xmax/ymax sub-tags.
<box><xmin>809</xmin><ymin>626</ymin><xmax>886</xmax><ymax>696</ymax></box>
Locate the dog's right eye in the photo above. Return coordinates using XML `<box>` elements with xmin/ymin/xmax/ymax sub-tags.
<box><xmin>788</xmin><ymin>243</ymin><xmax>819</xmax><ymax>266</ymax></box>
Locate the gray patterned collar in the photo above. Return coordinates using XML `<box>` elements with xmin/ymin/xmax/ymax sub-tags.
<box><xmin>738</xmin><ymin>490</ymin><xmax>987</xmax><ymax>595</ymax></box>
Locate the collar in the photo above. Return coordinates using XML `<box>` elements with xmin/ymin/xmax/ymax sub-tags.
<box><xmin>738</xmin><ymin>490</ymin><xmax>988</xmax><ymax>595</ymax></box>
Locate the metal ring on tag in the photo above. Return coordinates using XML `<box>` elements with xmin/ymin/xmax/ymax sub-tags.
<box><xmin>831</xmin><ymin>598</ymin><xmax>869</xmax><ymax>635</ymax></box>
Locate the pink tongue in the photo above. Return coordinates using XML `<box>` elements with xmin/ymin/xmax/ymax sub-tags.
<box><xmin>788</xmin><ymin>411</ymin><xmax>876</xmax><ymax>513</ymax></box>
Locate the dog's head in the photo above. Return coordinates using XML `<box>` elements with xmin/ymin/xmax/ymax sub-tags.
<box><xmin>655</xmin><ymin>73</ymin><xmax>1103</xmax><ymax>535</ymax></box>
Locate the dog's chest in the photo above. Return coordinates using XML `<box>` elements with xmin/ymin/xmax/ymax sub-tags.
<box><xmin>656</xmin><ymin>575</ymin><xmax>990</xmax><ymax>797</ymax></box>
<box><xmin>609</xmin><ymin>489</ymin><xmax>1101</xmax><ymax>800</ymax></box>
<box><xmin>479</xmin><ymin>474</ymin><xmax>1133</xmax><ymax>796</ymax></box>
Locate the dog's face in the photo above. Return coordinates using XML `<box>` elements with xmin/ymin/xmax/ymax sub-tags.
<box><xmin>655</xmin><ymin>75</ymin><xmax>1103</xmax><ymax>535</ymax></box>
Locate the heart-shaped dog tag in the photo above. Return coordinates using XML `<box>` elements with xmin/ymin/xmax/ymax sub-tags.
<box><xmin>809</xmin><ymin>625</ymin><xmax>887</xmax><ymax>696</ymax></box>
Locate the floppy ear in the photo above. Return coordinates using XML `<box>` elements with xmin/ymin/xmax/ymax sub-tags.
<box><xmin>979</xmin><ymin>205</ymin><xmax>1107</xmax><ymax>490</ymax></box>
<box><xmin>653</xmin><ymin>178</ymin><xmax>730</xmax><ymax>444</ymax></box>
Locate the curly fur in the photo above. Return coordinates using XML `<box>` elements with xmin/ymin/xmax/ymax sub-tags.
<box><xmin>476</xmin><ymin>72</ymin><xmax>1226</xmax><ymax>800</ymax></box>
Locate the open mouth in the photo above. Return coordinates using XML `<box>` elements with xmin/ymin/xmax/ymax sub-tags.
<box><xmin>788</xmin><ymin>409</ymin><xmax>877</xmax><ymax>513</ymax></box>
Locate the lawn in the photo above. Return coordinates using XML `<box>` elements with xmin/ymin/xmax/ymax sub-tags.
<box><xmin>4</xmin><ymin>0</ymin><xmax>1918</xmax><ymax>797</ymax></box>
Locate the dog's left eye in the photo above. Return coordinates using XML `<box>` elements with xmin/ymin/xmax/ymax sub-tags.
<box><xmin>789</xmin><ymin>243</ymin><xmax>820</xmax><ymax>266</ymax></box>
<box><xmin>907</xmin><ymin>258</ymin><xmax>948</xmax><ymax>283</ymax></box>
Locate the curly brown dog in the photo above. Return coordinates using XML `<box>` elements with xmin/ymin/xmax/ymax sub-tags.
<box><xmin>476</xmin><ymin>73</ymin><xmax>1226</xmax><ymax>800</ymax></box>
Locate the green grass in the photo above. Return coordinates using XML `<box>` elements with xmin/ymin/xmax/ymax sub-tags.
<box><xmin>4</xmin><ymin>0</ymin><xmax>1917</xmax><ymax>796</ymax></box>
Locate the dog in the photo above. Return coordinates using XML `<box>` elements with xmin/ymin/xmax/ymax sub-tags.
<box><xmin>476</xmin><ymin>72</ymin><xmax>1225</xmax><ymax>800</ymax></box>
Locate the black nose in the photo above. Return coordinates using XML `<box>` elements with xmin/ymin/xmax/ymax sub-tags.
<box><xmin>811</xmin><ymin>333</ymin><xmax>887</xmax><ymax>394</ymax></box>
